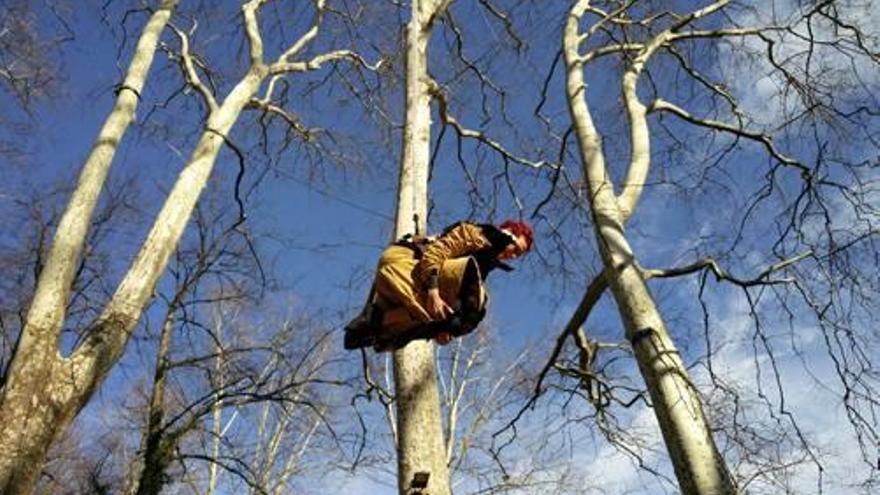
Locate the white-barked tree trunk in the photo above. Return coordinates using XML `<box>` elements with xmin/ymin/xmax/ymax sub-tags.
<box><xmin>0</xmin><ymin>1</ymin><xmax>180</xmax><ymax>491</ymax></box>
<box><xmin>562</xmin><ymin>1</ymin><xmax>737</xmax><ymax>493</ymax></box>
<box><xmin>0</xmin><ymin>1</ymin><xmax>368</xmax><ymax>492</ymax></box>
<box><xmin>391</xmin><ymin>1</ymin><xmax>453</xmax><ymax>494</ymax></box>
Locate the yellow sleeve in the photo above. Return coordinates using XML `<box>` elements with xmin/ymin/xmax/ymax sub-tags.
<box><xmin>414</xmin><ymin>223</ymin><xmax>490</xmax><ymax>290</ymax></box>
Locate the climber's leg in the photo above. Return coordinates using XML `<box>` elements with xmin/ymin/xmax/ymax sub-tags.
<box><xmin>374</xmin><ymin>245</ymin><xmax>431</xmax><ymax>324</ymax></box>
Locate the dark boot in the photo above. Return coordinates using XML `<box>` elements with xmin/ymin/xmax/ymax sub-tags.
<box><xmin>344</xmin><ymin>329</ymin><xmax>375</xmax><ymax>350</ymax></box>
<box><xmin>344</xmin><ymin>304</ymin><xmax>383</xmax><ymax>350</ymax></box>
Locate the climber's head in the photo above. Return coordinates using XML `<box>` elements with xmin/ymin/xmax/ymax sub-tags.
<box><xmin>498</xmin><ymin>220</ymin><xmax>533</xmax><ymax>260</ymax></box>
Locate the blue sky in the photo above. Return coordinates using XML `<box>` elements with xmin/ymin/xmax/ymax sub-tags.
<box><xmin>1</xmin><ymin>0</ymin><xmax>879</xmax><ymax>493</ymax></box>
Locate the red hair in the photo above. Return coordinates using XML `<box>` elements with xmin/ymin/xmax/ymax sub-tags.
<box><xmin>498</xmin><ymin>220</ymin><xmax>534</xmax><ymax>251</ymax></box>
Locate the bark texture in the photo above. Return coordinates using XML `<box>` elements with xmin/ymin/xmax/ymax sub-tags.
<box><xmin>392</xmin><ymin>1</ymin><xmax>452</xmax><ymax>494</ymax></box>
<box><xmin>0</xmin><ymin>0</ymin><xmax>364</xmax><ymax>491</ymax></box>
<box><xmin>0</xmin><ymin>2</ymin><xmax>179</xmax><ymax>492</ymax></box>
<box><xmin>134</xmin><ymin>310</ymin><xmax>176</xmax><ymax>495</ymax></box>
<box><xmin>563</xmin><ymin>2</ymin><xmax>737</xmax><ymax>494</ymax></box>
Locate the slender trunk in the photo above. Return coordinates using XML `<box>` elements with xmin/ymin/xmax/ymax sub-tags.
<box><xmin>207</xmin><ymin>311</ymin><xmax>225</xmax><ymax>495</ymax></box>
<box><xmin>0</xmin><ymin>66</ymin><xmax>266</xmax><ymax>494</ymax></box>
<box><xmin>136</xmin><ymin>312</ymin><xmax>176</xmax><ymax>495</ymax></box>
<box><xmin>563</xmin><ymin>3</ymin><xmax>736</xmax><ymax>494</ymax></box>
<box><xmin>0</xmin><ymin>1</ymin><xmax>346</xmax><ymax>490</ymax></box>
<box><xmin>270</xmin><ymin>418</ymin><xmax>320</xmax><ymax>494</ymax></box>
<box><xmin>392</xmin><ymin>1</ymin><xmax>451</xmax><ymax>494</ymax></box>
<box><xmin>0</xmin><ymin>3</ymin><xmax>179</xmax><ymax>492</ymax></box>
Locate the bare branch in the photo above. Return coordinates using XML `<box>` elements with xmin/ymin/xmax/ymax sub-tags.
<box><xmin>431</xmin><ymin>80</ymin><xmax>553</xmax><ymax>170</ymax></box>
<box><xmin>668</xmin><ymin>27</ymin><xmax>774</xmax><ymax>41</ymax></box>
<box><xmin>616</xmin><ymin>1</ymin><xmax>739</xmax><ymax>220</ymax></box>
<box><xmin>275</xmin><ymin>0</ymin><xmax>328</xmax><ymax>64</ymax></box>
<box><xmin>245</xmin><ymin>99</ymin><xmax>314</xmax><ymax>140</ymax></box>
<box><xmin>167</xmin><ymin>22</ymin><xmax>218</xmax><ymax>112</ymax></box>
<box><xmin>648</xmin><ymin>98</ymin><xmax>813</xmax><ymax>177</ymax></box>
<box><xmin>641</xmin><ymin>250</ymin><xmax>814</xmax><ymax>287</ymax></box>
<box><xmin>241</xmin><ymin>0</ymin><xmax>269</xmax><ymax>67</ymax></box>
<box><xmin>269</xmin><ymin>49</ymin><xmax>382</xmax><ymax>75</ymax></box>
<box><xmin>492</xmin><ymin>270</ymin><xmax>608</xmax><ymax>450</ymax></box>
<box><xmin>580</xmin><ymin>43</ymin><xmax>644</xmax><ymax>63</ymax></box>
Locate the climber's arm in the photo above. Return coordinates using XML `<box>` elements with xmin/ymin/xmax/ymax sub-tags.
<box><xmin>414</xmin><ymin>222</ymin><xmax>491</xmax><ymax>320</ymax></box>
<box><xmin>414</xmin><ymin>222</ymin><xmax>490</xmax><ymax>290</ymax></box>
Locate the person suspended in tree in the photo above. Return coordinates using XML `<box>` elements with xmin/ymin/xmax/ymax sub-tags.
<box><xmin>344</xmin><ymin>219</ymin><xmax>533</xmax><ymax>352</ymax></box>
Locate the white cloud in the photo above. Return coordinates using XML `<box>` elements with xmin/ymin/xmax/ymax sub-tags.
<box><xmin>581</xmin><ymin>407</ymin><xmax>672</xmax><ymax>493</ymax></box>
<box><xmin>688</xmin><ymin>286</ymin><xmax>877</xmax><ymax>494</ymax></box>
<box><xmin>719</xmin><ymin>0</ymin><xmax>880</xmax><ymax>127</ymax></box>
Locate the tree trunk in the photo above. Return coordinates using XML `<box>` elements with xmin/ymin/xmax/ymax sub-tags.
<box><xmin>135</xmin><ymin>310</ymin><xmax>176</xmax><ymax>495</ymax></box>
<box><xmin>207</xmin><ymin>310</ymin><xmax>226</xmax><ymax>495</ymax></box>
<box><xmin>563</xmin><ymin>2</ymin><xmax>737</xmax><ymax>493</ymax></box>
<box><xmin>391</xmin><ymin>1</ymin><xmax>452</xmax><ymax>494</ymax></box>
<box><xmin>0</xmin><ymin>2</ymin><xmax>179</xmax><ymax>492</ymax></box>
<box><xmin>0</xmin><ymin>1</ymin><xmax>353</xmax><ymax>490</ymax></box>
<box><xmin>0</xmin><ymin>65</ymin><xmax>265</xmax><ymax>495</ymax></box>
